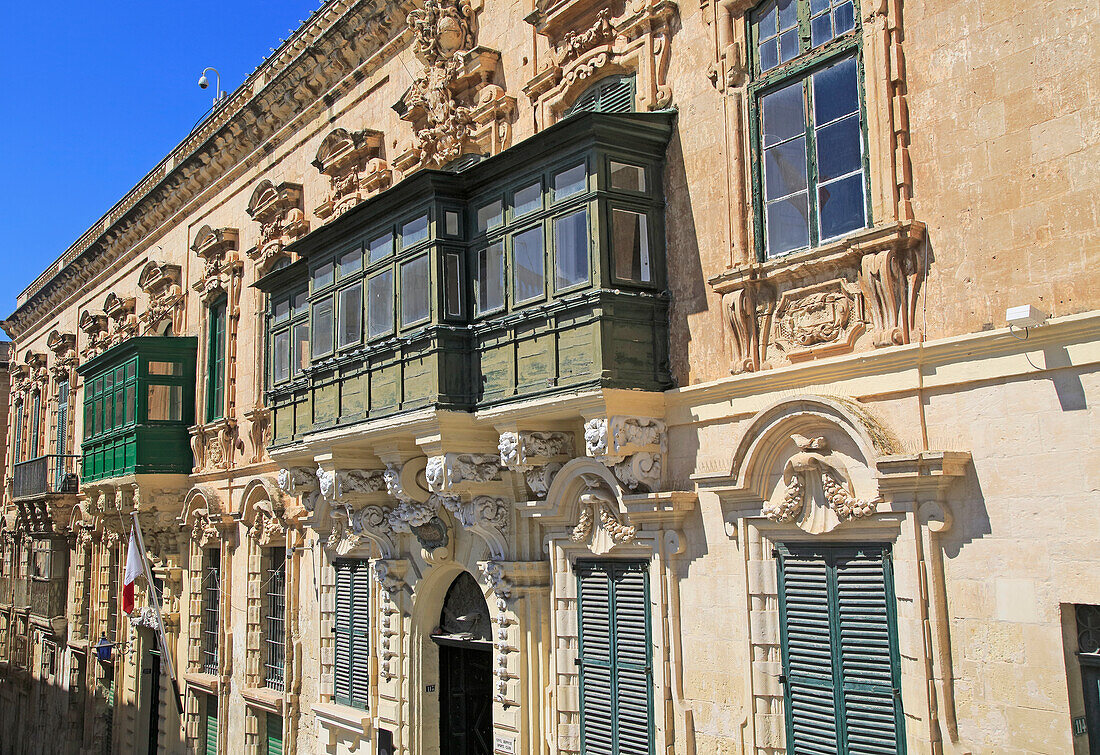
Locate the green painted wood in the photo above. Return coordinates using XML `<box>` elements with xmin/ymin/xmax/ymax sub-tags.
<box><xmin>204</xmin><ymin>694</ymin><xmax>218</xmax><ymax>755</ymax></box>
<box><xmin>334</xmin><ymin>560</ymin><xmax>371</xmax><ymax>710</ymax></box>
<box><xmin>266</xmin><ymin>713</ymin><xmax>283</xmax><ymax>755</ymax></box>
<box><xmin>206</xmin><ymin>296</ymin><xmax>227</xmax><ymax>422</ymax></box>
<box><xmin>777</xmin><ymin>544</ymin><xmax>905</xmax><ymax>755</ymax></box>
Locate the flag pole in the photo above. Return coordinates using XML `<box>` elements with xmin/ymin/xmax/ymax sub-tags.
<box><xmin>131</xmin><ymin>511</ymin><xmax>185</xmax><ymax>717</ymax></box>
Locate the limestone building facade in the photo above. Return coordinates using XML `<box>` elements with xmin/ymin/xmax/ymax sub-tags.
<box><xmin>0</xmin><ymin>0</ymin><xmax>1097</xmax><ymax>753</ymax></box>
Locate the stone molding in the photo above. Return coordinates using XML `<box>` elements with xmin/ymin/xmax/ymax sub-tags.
<box><xmin>137</xmin><ymin>260</ymin><xmax>185</xmax><ymax>336</ymax></box>
<box><xmin>498</xmin><ymin>430</ymin><xmax>573</xmax><ymax>497</ymax></box>
<box><xmin>312</xmin><ymin>127</ymin><xmax>388</xmax><ymax>220</ymax></box>
<box><xmin>583</xmin><ymin>415</ymin><xmax>665</xmax><ymax>493</ymax></box>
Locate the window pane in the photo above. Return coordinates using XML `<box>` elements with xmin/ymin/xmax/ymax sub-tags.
<box><xmin>811</xmin><ymin>13</ymin><xmax>833</xmax><ymax>47</ymax></box>
<box><xmin>514</xmin><ymin>181</ymin><xmax>542</xmax><ymax>217</ymax></box>
<box><xmin>445</xmin><ymin>253</ymin><xmax>463</xmax><ymax>317</ymax></box>
<box><xmin>292</xmin><ymin>289</ymin><xmax>309</xmax><ymax>315</ymax></box>
<box><xmin>400</xmin><ymin>257</ymin><xmax>430</xmax><ymax>325</ymax></box>
<box><xmin>813</xmin><ymin>56</ymin><xmax>859</xmax><ymax>125</ymax></box>
<box><xmin>401</xmin><ymin>215</ymin><xmax>429</xmax><ymax>248</ymax></box>
<box><xmin>762</xmin><ymin>81</ymin><xmax>806</xmax><ymax>146</ymax></box>
<box><xmin>273</xmin><ymin>331</ymin><xmax>290</xmax><ymax>383</ymax></box>
<box><xmin>554</xmin><ymin>209</ymin><xmax>589</xmax><ymax>289</ymax></box>
<box><xmin>313</xmin><ymin>261</ymin><xmax>334</xmax><ymax>290</ymax></box>
<box><xmin>292</xmin><ymin>323</ymin><xmax>309</xmax><ymax>376</ymax></box>
<box><xmin>513</xmin><ymin>227</ymin><xmax>545</xmax><ymax>303</ymax></box>
<box><xmin>810</xmin><ymin>0</ymin><xmax>828</xmax><ymax>14</ymax></box>
<box><xmin>113</xmin><ymin>390</ymin><xmax>124</xmax><ymax>427</ymax></box>
<box><xmin>766</xmin><ymin>193</ymin><xmax>810</xmax><ymax>256</ymax></box>
<box><xmin>760</xmin><ymin>39</ymin><xmax>780</xmax><ymax>72</ymax></box>
<box><xmin>368</xmin><ymin>270</ymin><xmax>395</xmax><ymax>338</ymax></box>
<box><xmin>765</xmin><ymin>137</ymin><xmax>809</xmax><ymax>199</ymax></box>
<box><xmin>477</xmin><ymin>199</ymin><xmax>504</xmax><ymax>233</ymax></box>
<box><xmin>273</xmin><ymin>298</ymin><xmax>290</xmax><ymax>322</ymax></box>
<box><xmin>445</xmin><ymin>210</ymin><xmax>461</xmax><ymax>236</ymax></box>
<box><xmin>610</xmin><ymin>162</ymin><xmax>646</xmax><ymax>192</ymax></box>
<box><xmin>553</xmin><ymin>164</ymin><xmax>587</xmax><ymax>200</ymax></box>
<box><xmin>337</xmin><ymin>284</ymin><xmax>363</xmax><ymax>349</ymax></box>
<box><xmin>368</xmin><ymin>233</ymin><xmax>393</xmax><ymax>263</ymax></box>
<box><xmin>125</xmin><ymin>385</ymin><xmax>135</xmax><ymax>424</ymax></box>
<box><xmin>147</xmin><ymin>385</ymin><xmax>183</xmax><ymax>422</ymax></box>
<box><xmin>312</xmin><ymin>299</ymin><xmax>334</xmax><ymax>357</ymax></box>
<box><xmin>778</xmin><ymin>0</ymin><xmax>796</xmax><ymax>29</ymax></box>
<box><xmin>819</xmin><ymin>173</ymin><xmax>866</xmax><ymax>240</ymax></box>
<box><xmin>779</xmin><ymin>29</ymin><xmax>799</xmax><ymax>63</ymax></box>
<box><xmin>476</xmin><ymin>243</ymin><xmax>505</xmax><ymax>314</ymax></box>
<box><xmin>835</xmin><ymin>2</ymin><xmax>855</xmax><ymax>34</ymax></box>
<box><xmin>816</xmin><ymin>114</ymin><xmax>862</xmax><ymax>182</ymax></box>
<box><xmin>612</xmin><ymin>210</ymin><xmax>651</xmax><ymax>283</ymax></box>
<box><xmin>756</xmin><ymin>0</ymin><xmax>777</xmax><ymax>37</ymax></box>
<box><xmin>338</xmin><ymin>248</ymin><xmax>362</xmax><ymax>278</ymax></box>
<box><xmin>148</xmin><ymin>361</ymin><xmax>182</xmax><ymax>376</ymax></box>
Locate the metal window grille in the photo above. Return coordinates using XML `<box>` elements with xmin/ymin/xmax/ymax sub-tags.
<box><xmin>264</xmin><ymin>548</ymin><xmax>286</xmax><ymax>691</ymax></box>
<box><xmin>202</xmin><ymin>548</ymin><xmax>220</xmax><ymax>675</ymax></box>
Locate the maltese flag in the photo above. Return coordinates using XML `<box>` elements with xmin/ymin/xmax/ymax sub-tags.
<box><xmin>122</xmin><ymin>529</ymin><xmax>143</xmax><ymax>615</ymax></box>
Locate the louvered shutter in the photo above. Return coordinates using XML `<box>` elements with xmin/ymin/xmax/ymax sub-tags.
<box><xmin>204</xmin><ymin>694</ymin><xmax>218</xmax><ymax>755</ymax></box>
<box><xmin>579</xmin><ymin>562</ymin><xmax>615</xmax><ymax>755</ymax></box>
<box><xmin>350</xmin><ymin>561</ymin><xmax>372</xmax><ymax>709</ymax></box>
<box><xmin>778</xmin><ymin>545</ymin><xmax>904</xmax><ymax>755</ymax></box>
<box><xmin>565</xmin><ymin>76</ymin><xmax>637</xmax><ymax>118</ymax></box>
<box><xmin>334</xmin><ymin>562</ymin><xmax>353</xmax><ymax>706</ymax></box>
<box><xmin>266</xmin><ymin>713</ymin><xmax>283</xmax><ymax>755</ymax></box>
<box><xmin>612</xmin><ymin>564</ymin><xmax>652</xmax><ymax>755</ymax></box>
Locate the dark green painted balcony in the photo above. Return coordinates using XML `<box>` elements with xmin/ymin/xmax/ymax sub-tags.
<box><xmin>257</xmin><ymin>110</ymin><xmax>675</xmax><ymax>448</ymax></box>
<box><xmin>77</xmin><ymin>336</ymin><xmax>197</xmax><ymax>482</ymax></box>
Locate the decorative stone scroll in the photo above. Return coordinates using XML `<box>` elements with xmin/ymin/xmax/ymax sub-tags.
<box><xmin>498</xmin><ymin>431</ymin><xmax>573</xmax><ymax>497</ymax></box>
<box><xmin>78</xmin><ymin>309</ymin><xmax>110</xmax><ymax>359</ymax></box>
<box><xmin>277</xmin><ymin>466</ymin><xmax>322</xmax><ymax>512</ymax></box>
<box><xmin>312</xmin><ymin>127</ymin><xmax>388</xmax><ymax>221</ymax></box>
<box><xmin>137</xmin><ymin>260</ymin><xmax>185</xmax><ymax>335</ymax></box>
<box><xmin>425</xmin><ymin>453</ymin><xmax>503</xmax><ymax>494</ymax></box>
<box><xmin>480</xmin><ymin>561</ymin><xmax>518</xmax><ymax>702</ymax></box>
<box><xmin>243</xmin><ymin>406</ymin><xmax>271</xmax><ymax>464</ymax></box>
<box><xmin>191</xmin><ymin>225</ymin><xmax>242</xmax><ymax>305</ymax></box>
<box><xmin>438</xmin><ymin>495</ymin><xmax>510</xmax><ymax>558</ymax></box>
<box><xmin>103</xmin><ymin>292</ymin><xmax>138</xmax><ymax>345</ymax></box>
<box><xmin>762</xmin><ymin>434</ymin><xmax>880</xmax><ymax>524</ymax></box>
<box><xmin>46</xmin><ymin>330</ymin><xmax>78</xmax><ymax>381</ymax></box>
<box><xmin>583</xmin><ymin>416</ymin><xmax>665</xmax><ymax>493</ymax></box>
<box><xmin>246</xmin><ymin>180</ymin><xmax>309</xmax><ymax>275</ymax></box>
<box><xmin>371</xmin><ymin>561</ymin><xmax>406</xmax><ymax>681</ymax></box>
<box><xmin>571</xmin><ymin>473</ymin><xmax>636</xmax><ymax>549</ymax></box>
<box><xmin>190</xmin><ymin>419</ymin><xmax>237</xmax><ymax>473</ymax></box>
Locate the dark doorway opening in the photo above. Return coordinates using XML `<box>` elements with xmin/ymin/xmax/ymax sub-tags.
<box><xmin>434</xmin><ymin>572</ymin><xmax>493</xmax><ymax>755</ymax></box>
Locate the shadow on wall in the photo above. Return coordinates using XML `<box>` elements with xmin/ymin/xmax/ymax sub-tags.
<box><xmin>940</xmin><ymin>462</ymin><xmax>991</xmax><ymax>561</ymax></box>
<box><xmin>1044</xmin><ymin>348</ymin><xmax>1089</xmax><ymax>412</ymax></box>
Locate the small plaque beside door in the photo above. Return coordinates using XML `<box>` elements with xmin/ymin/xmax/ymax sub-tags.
<box><xmin>494</xmin><ymin>734</ymin><xmax>516</xmax><ymax>754</ymax></box>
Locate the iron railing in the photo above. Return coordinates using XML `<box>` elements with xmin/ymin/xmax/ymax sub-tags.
<box><xmin>12</xmin><ymin>455</ymin><xmax>80</xmax><ymax>500</ymax></box>
<box><xmin>265</xmin><ymin>555</ymin><xmax>286</xmax><ymax>692</ymax></box>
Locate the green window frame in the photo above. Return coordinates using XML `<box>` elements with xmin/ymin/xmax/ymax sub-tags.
<box><xmin>748</xmin><ymin>0</ymin><xmax>870</xmax><ymax>260</ymax></box>
<box><xmin>12</xmin><ymin>400</ymin><xmax>23</xmax><ymax>464</ymax></box>
<box><xmin>206</xmin><ymin>296</ymin><xmax>227</xmax><ymax>422</ymax></box>
<box><xmin>333</xmin><ymin>559</ymin><xmax>371</xmax><ymax>710</ymax></box>
<box><xmin>776</xmin><ymin>543</ymin><xmax>906</xmax><ymax>754</ymax></box>
<box><xmin>576</xmin><ymin>560</ymin><xmax>653</xmax><ymax>755</ymax></box>
<box><xmin>28</xmin><ymin>390</ymin><xmax>41</xmax><ymax>459</ymax></box>
<box><xmin>81</xmin><ymin>357</ymin><xmax>138</xmax><ymax>442</ymax></box>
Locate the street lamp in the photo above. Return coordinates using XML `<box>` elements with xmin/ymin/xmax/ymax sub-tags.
<box><xmin>197</xmin><ymin>67</ymin><xmax>227</xmax><ymax>107</ymax></box>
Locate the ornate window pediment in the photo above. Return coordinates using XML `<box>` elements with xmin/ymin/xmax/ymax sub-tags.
<box><xmin>103</xmin><ymin>292</ymin><xmax>138</xmax><ymax>346</ymax></box>
<box><xmin>312</xmin><ymin>128</ymin><xmax>388</xmax><ymax>221</ymax></box>
<box><xmin>246</xmin><ymin>180</ymin><xmax>309</xmax><ymax>276</ymax></box>
<box><xmin>190</xmin><ymin>225</ymin><xmax>242</xmax><ymax>306</ymax></box>
<box><xmin>138</xmin><ymin>260</ymin><xmax>185</xmax><ymax>336</ymax></box>
<box><xmin>46</xmin><ymin>330</ymin><xmax>78</xmax><ymax>380</ymax></box>
<box><xmin>78</xmin><ymin>309</ymin><xmax>110</xmax><ymax>359</ymax></box>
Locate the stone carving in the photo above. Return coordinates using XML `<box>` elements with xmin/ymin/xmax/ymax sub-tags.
<box><xmin>312</xmin><ymin>127</ymin><xmax>388</xmax><ymax>220</ymax></box>
<box><xmin>586</xmin><ymin>417</ymin><xmax>665</xmax><ymax>492</ymax></box>
<box><xmin>860</xmin><ymin>245</ymin><xmax>923</xmax><ymax>346</ymax></box>
<box><xmin>243</xmin><ymin>407</ymin><xmax>271</xmax><ymax>464</ymax></box>
<box><xmin>246</xmin><ymin>180</ymin><xmax>309</xmax><ymax>275</ymax></box>
<box><xmin>191</xmin><ymin>225</ymin><xmax>243</xmax><ymax>305</ymax></box>
<box><xmin>318</xmin><ymin>468</ymin><xmax>389</xmax><ymax>503</ymax></box>
<box><xmin>571</xmin><ymin>475</ymin><xmax>636</xmax><ymax>546</ymax></box>
<box><xmin>480</xmin><ymin>561</ymin><xmax>517</xmax><ymax>701</ymax></box>
<box><xmin>190</xmin><ymin>420</ymin><xmax>236</xmax><ymax>473</ymax></box>
<box><xmin>612</xmin><ymin>452</ymin><xmax>662</xmax><ymax>493</ymax></box>
<box><xmin>425</xmin><ymin>453</ymin><xmax>503</xmax><ymax>493</ymax></box>
<box><xmin>822</xmin><ymin>473</ymin><xmax>877</xmax><ymax>520</ymax></box>
<box><xmin>525</xmin><ymin>463</ymin><xmax>563</xmax><ymax>497</ymax></box>
<box><xmin>137</xmin><ymin>260</ymin><xmax>185</xmax><ymax>335</ymax></box>
<box><xmin>78</xmin><ymin>310</ymin><xmax>110</xmax><ymax>359</ymax></box>
<box><xmin>372</xmin><ymin>561</ymin><xmax>404</xmax><ymax>681</ymax></box>
<box><xmin>383</xmin><ymin>464</ymin><xmax>413</xmax><ymax>503</ymax></box>
<box><xmin>247</xmin><ymin>502</ymin><xmax>286</xmax><ymax>546</ymax></box>
<box><xmin>763</xmin><ymin>475</ymin><xmax>805</xmax><ymax>522</ymax></box>
<box><xmin>771</xmin><ymin>281</ymin><xmax>864</xmax><ymax>360</ymax></box>
<box><xmin>46</xmin><ymin>330</ymin><xmax>78</xmax><ymax>380</ymax></box>
<box><xmin>439</xmin><ymin>495</ymin><xmax>510</xmax><ymax>557</ymax></box>
<box><xmin>103</xmin><ymin>293</ymin><xmax>138</xmax><ymax>345</ymax></box>
<box><xmin>763</xmin><ymin>434</ymin><xmax>880</xmax><ymax>524</ymax></box>
<box><xmin>130</xmin><ymin>606</ymin><xmax>160</xmax><ymax>629</ymax></box>
<box><xmin>583</xmin><ymin>418</ymin><xmax>609</xmax><ymax>457</ymax></box>
<box><xmin>189</xmin><ymin>509</ymin><xmax>224</xmax><ymax>548</ymax></box>
<box><xmin>500</xmin><ymin>431</ymin><xmax>573</xmax><ymax>498</ymax></box>
<box><xmin>277</xmin><ymin>467</ymin><xmax>321</xmax><ymax>512</ymax></box>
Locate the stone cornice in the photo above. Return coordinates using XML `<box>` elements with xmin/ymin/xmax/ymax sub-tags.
<box><xmin>3</xmin><ymin>0</ymin><xmax>416</xmax><ymax>342</ymax></box>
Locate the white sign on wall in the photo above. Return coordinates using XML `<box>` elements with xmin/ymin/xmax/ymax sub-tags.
<box><xmin>494</xmin><ymin>734</ymin><xmax>516</xmax><ymax>754</ymax></box>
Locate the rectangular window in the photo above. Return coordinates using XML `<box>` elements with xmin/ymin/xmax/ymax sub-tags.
<box><xmin>476</xmin><ymin>242</ymin><xmax>505</xmax><ymax>315</ymax></box>
<box><xmin>312</xmin><ymin>299</ymin><xmax>335</xmax><ymax>358</ymax></box>
<box><xmin>368</xmin><ymin>270</ymin><xmax>395</xmax><ymax>339</ymax></box>
<box><xmin>148</xmin><ymin>361</ymin><xmax>182</xmax><ymax>376</ymax></box>
<box><xmin>553</xmin><ymin>163</ymin><xmax>587</xmax><ymax>201</ymax></box>
<box><xmin>444</xmin><ymin>253</ymin><xmax>463</xmax><ymax>318</ymax></box>
<box><xmin>334</xmin><ymin>560</ymin><xmax>371</xmax><ymax>710</ymax></box>
<box><xmin>777</xmin><ymin>544</ymin><xmax>904</xmax><ymax>755</ymax></box>
<box><xmin>611</xmin><ymin>209</ymin><xmax>652</xmax><ymax>283</ymax></box>
<box><xmin>577</xmin><ymin>560</ymin><xmax>653</xmax><ymax>755</ymax></box>
<box><xmin>338</xmin><ymin>247</ymin><xmax>362</xmax><ymax>278</ymax></box>
<box><xmin>273</xmin><ymin>297</ymin><xmax>291</xmax><ymax>323</ymax></box>
<box><xmin>513</xmin><ymin>226</ymin><xmax>545</xmax><ymax>304</ymax></box>
<box><xmin>337</xmin><ymin>284</ymin><xmax>363</xmax><ymax>350</ymax></box>
<box><xmin>292</xmin><ymin>322</ymin><xmax>310</xmax><ymax>377</ymax></box>
<box><xmin>513</xmin><ymin>180</ymin><xmax>542</xmax><ymax>217</ymax></box>
<box><xmin>272</xmin><ymin>331</ymin><xmax>290</xmax><ymax>384</ymax></box>
<box><xmin>554</xmin><ymin>209</ymin><xmax>590</xmax><ymax>290</ymax></box>
<box><xmin>369</xmin><ymin>232</ymin><xmax>393</xmax><ymax>264</ymax></box>
<box><xmin>312</xmin><ymin>261</ymin><xmax>335</xmax><ymax>291</ymax></box>
<box><xmin>609</xmin><ymin>161</ymin><xmax>647</xmax><ymax>193</ymax></box>
<box><xmin>400</xmin><ymin>256</ymin><xmax>430</xmax><ymax>326</ymax></box>
<box><xmin>265</xmin><ymin>549</ymin><xmax>286</xmax><ymax>692</ymax></box>
<box><xmin>55</xmin><ymin>379</ymin><xmax>69</xmax><ymax>464</ymax></box>
<box><xmin>477</xmin><ymin>199</ymin><xmax>504</xmax><ymax>233</ymax></box>
<box><xmin>401</xmin><ymin>214</ymin><xmax>429</xmax><ymax>248</ymax></box>
<box><xmin>444</xmin><ymin>210</ymin><xmax>461</xmax><ymax>237</ymax></box>
<box><xmin>202</xmin><ymin>548</ymin><xmax>220</xmax><ymax>675</ymax></box>
<box><xmin>206</xmin><ymin>298</ymin><xmax>227</xmax><ymax>422</ymax></box>
<box><xmin>147</xmin><ymin>385</ymin><xmax>183</xmax><ymax>422</ymax></box>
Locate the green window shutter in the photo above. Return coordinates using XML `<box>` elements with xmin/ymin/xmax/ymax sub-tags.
<box><xmin>206</xmin><ymin>297</ymin><xmax>227</xmax><ymax>422</ymax></box>
<box><xmin>205</xmin><ymin>694</ymin><xmax>218</xmax><ymax>755</ymax></box>
<box><xmin>777</xmin><ymin>545</ymin><xmax>905</xmax><ymax>755</ymax></box>
<box><xmin>565</xmin><ymin>75</ymin><xmax>637</xmax><ymax>118</ymax></box>
<box><xmin>334</xmin><ymin>561</ymin><xmax>353</xmax><ymax>706</ymax></box>
<box><xmin>578</xmin><ymin>561</ymin><xmax>653</xmax><ymax>755</ymax></box>
<box><xmin>351</xmin><ymin>562</ymin><xmax>372</xmax><ymax>709</ymax></box>
<box><xmin>266</xmin><ymin>713</ymin><xmax>283</xmax><ymax>755</ymax></box>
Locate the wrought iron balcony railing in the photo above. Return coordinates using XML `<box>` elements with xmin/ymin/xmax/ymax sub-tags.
<box><xmin>12</xmin><ymin>455</ymin><xmax>80</xmax><ymax>500</ymax></box>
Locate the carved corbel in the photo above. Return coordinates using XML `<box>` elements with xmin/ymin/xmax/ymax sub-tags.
<box><xmin>438</xmin><ymin>494</ymin><xmax>510</xmax><ymax>558</ymax></box>
<box><xmin>859</xmin><ymin>245</ymin><xmax>923</xmax><ymax>346</ymax></box>
<box><xmin>583</xmin><ymin>416</ymin><xmax>665</xmax><ymax>492</ymax></box>
<box><xmin>498</xmin><ymin>430</ymin><xmax>573</xmax><ymax>498</ymax></box>
<box><xmin>312</xmin><ymin>127</ymin><xmax>385</xmax><ymax>220</ymax></box>
<box><xmin>242</xmin><ymin>406</ymin><xmax>271</xmax><ymax>464</ymax></box>
<box><xmin>77</xmin><ymin>310</ymin><xmax>109</xmax><ymax>358</ymax></box>
<box><xmin>425</xmin><ymin>453</ymin><xmax>504</xmax><ymax>494</ymax></box>
<box><xmin>246</xmin><ymin>180</ymin><xmax>309</xmax><ymax>275</ymax></box>
<box><xmin>103</xmin><ymin>293</ymin><xmax>138</xmax><ymax>345</ymax></box>
<box><xmin>276</xmin><ymin>466</ymin><xmax>321</xmax><ymax>512</ymax></box>
<box><xmin>723</xmin><ymin>283</ymin><xmax>769</xmax><ymax>373</ymax></box>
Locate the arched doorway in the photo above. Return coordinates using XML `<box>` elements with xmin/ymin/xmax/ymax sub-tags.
<box><xmin>433</xmin><ymin>572</ymin><xmax>493</xmax><ymax>755</ymax></box>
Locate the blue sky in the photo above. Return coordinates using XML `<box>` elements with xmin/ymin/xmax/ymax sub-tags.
<box><xmin>0</xmin><ymin>0</ymin><xmax>324</xmax><ymax>318</ymax></box>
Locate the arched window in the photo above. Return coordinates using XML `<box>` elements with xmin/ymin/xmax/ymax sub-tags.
<box><xmin>564</xmin><ymin>74</ymin><xmax>636</xmax><ymax>118</ymax></box>
<box><xmin>748</xmin><ymin>0</ymin><xmax>869</xmax><ymax>259</ymax></box>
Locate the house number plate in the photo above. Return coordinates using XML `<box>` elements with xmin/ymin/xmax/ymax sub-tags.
<box><xmin>494</xmin><ymin>735</ymin><xmax>516</xmax><ymax>754</ymax></box>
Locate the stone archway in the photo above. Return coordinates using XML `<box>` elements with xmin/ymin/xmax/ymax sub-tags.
<box><xmin>433</xmin><ymin>571</ymin><xmax>493</xmax><ymax>755</ymax></box>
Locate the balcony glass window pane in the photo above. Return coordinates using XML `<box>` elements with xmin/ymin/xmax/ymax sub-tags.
<box><xmin>338</xmin><ymin>248</ymin><xmax>362</xmax><ymax>278</ymax></box>
<box><xmin>401</xmin><ymin>215</ymin><xmax>429</xmax><ymax>248</ymax></box>
<box><xmin>445</xmin><ymin>253</ymin><xmax>463</xmax><ymax>317</ymax></box>
<box><xmin>609</xmin><ymin>161</ymin><xmax>646</xmax><ymax>192</ymax></box>
<box><xmin>514</xmin><ymin>181</ymin><xmax>542</xmax><ymax>217</ymax></box>
<box><xmin>292</xmin><ymin>323</ymin><xmax>309</xmax><ymax>377</ymax></box>
<box><xmin>148</xmin><ymin>361</ymin><xmax>182</xmax><ymax>376</ymax></box>
<box><xmin>273</xmin><ymin>298</ymin><xmax>291</xmax><ymax>322</ymax></box>
<box><xmin>313</xmin><ymin>261</ymin><xmax>335</xmax><ymax>291</ymax></box>
<box><xmin>337</xmin><ymin>284</ymin><xmax>363</xmax><ymax>349</ymax></box>
<box><xmin>312</xmin><ymin>299</ymin><xmax>334</xmax><ymax>358</ymax></box>
<box><xmin>554</xmin><ymin>209</ymin><xmax>589</xmax><ymax>289</ymax></box>
<box><xmin>553</xmin><ymin>164</ymin><xmax>587</xmax><ymax>201</ymax></box>
<box><xmin>368</xmin><ymin>270</ymin><xmax>394</xmax><ymax>338</ymax></box>
<box><xmin>273</xmin><ymin>331</ymin><xmax>290</xmax><ymax>383</ymax></box>
<box><xmin>292</xmin><ymin>289</ymin><xmax>309</xmax><ymax>315</ymax></box>
<box><xmin>612</xmin><ymin>209</ymin><xmax>652</xmax><ymax>282</ymax></box>
<box><xmin>400</xmin><ymin>256</ymin><xmax>430</xmax><ymax>326</ymax></box>
<box><xmin>113</xmin><ymin>390</ymin><xmax>125</xmax><ymax>427</ymax></box>
<box><xmin>513</xmin><ymin>226</ymin><xmax>545</xmax><ymax>304</ymax></box>
<box><xmin>147</xmin><ymin>385</ymin><xmax>183</xmax><ymax>422</ymax></box>
<box><xmin>477</xmin><ymin>199</ymin><xmax>504</xmax><ymax>233</ymax></box>
<box><xmin>124</xmin><ymin>385</ymin><xmax>135</xmax><ymax>424</ymax></box>
<box><xmin>476</xmin><ymin>242</ymin><xmax>505</xmax><ymax>315</ymax></box>
<box><xmin>368</xmin><ymin>233</ymin><xmax>393</xmax><ymax>264</ymax></box>
<box><xmin>445</xmin><ymin>210</ymin><xmax>461</xmax><ymax>236</ymax></box>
